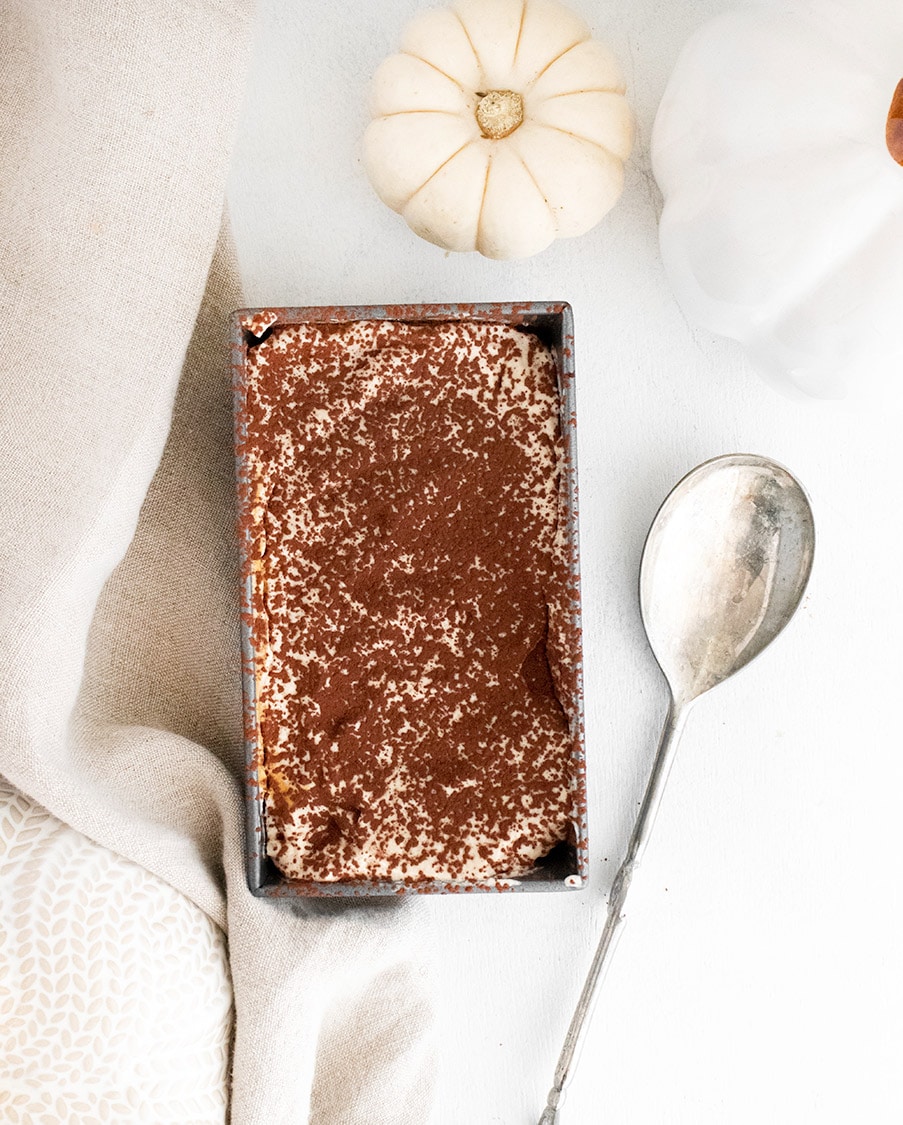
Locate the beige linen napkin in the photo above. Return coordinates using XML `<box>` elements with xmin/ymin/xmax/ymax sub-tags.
<box><xmin>0</xmin><ymin>2</ymin><xmax>434</xmax><ymax>1122</ymax></box>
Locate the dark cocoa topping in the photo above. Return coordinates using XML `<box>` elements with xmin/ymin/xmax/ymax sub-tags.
<box><xmin>240</xmin><ymin>319</ymin><xmax>579</xmax><ymax>882</ymax></box>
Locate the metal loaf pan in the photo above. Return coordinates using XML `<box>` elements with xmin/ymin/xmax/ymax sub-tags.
<box><xmin>231</xmin><ymin>302</ymin><xmax>586</xmax><ymax>897</ymax></box>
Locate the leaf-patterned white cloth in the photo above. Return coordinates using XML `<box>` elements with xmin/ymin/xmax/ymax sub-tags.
<box><xmin>0</xmin><ymin>778</ymin><xmax>233</xmax><ymax>1125</ymax></box>
<box><xmin>0</xmin><ymin>2</ymin><xmax>435</xmax><ymax>1122</ymax></box>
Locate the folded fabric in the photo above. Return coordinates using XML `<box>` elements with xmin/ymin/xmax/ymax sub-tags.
<box><xmin>0</xmin><ymin>2</ymin><xmax>435</xmax><ymax>1122</ymax></box>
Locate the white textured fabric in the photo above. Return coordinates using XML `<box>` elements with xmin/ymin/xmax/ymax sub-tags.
<box><xmin>0</xmin><ymin>3</ymin><xmax>435</xmax><ymax>1123</ymax></box>
<box><xmin>0</xmin><ymin>778</ymin><xmax>233</xmax><ymax>1124</ymax></box>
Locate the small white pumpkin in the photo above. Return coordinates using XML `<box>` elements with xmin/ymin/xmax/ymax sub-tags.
<box><xmin>363</xmin><ymin>0</ymin><xmax>633</xmax><ymax>260</ymax></box>
<box><xmin>652</xmin><ymin>0</ymin><xmax>903</xmax><ymax>398</ymax></box>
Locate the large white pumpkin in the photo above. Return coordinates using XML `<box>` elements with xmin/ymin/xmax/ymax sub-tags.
<box><xmin>652</xmin><ymin>0</ymin><xmax>903</xmax><ymax>398</ymax></box>
<box><xmin>363</xmin><ymin>0</ymin><xmax>633</xmax><ymax>260</ymax></box>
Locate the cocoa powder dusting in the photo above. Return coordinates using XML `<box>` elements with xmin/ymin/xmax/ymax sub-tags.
<box><xmin>240</xmin><ymin>319</ymin><xmax>579</xmax><ymax>883</ymax></box>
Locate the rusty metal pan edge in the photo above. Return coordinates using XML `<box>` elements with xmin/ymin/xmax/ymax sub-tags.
<box><xmin>231</xmin><ymin>302</ymin><xmax>586</xmax><ymax>898</ymax></box>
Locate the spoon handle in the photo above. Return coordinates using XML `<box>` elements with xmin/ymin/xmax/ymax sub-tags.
<box><xmin>536</xmin><ymin>697</ymin><xmax>690</xmax><ymax>1125</ymax></box>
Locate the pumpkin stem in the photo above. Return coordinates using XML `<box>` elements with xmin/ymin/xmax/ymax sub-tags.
<box><xmin>475</xmin><ymin>90</ymin><xmax>524</xmax><ymax>140</ymax></box>
<box><xmin>887</xmin><ymin>78</ymin><xmax>903</xmax><ymax>165</ymax></box>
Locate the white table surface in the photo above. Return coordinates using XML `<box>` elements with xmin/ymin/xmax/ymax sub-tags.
<box><xmin>227</xmin><ymin>2</ymin><xmax>903</xmax><ymax>1121</ymax></box>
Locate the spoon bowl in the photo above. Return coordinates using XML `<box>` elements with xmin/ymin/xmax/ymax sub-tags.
<box><xmin>640</xmin><ymin>454</ymin><xmax>815</xmax><ymax>705</ymax></box>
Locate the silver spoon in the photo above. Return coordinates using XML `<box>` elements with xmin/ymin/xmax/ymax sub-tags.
<box><xmin>538</xmin><ymin>453</ymin><xmax>815</xmax><ymax>1124</ymax></box>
